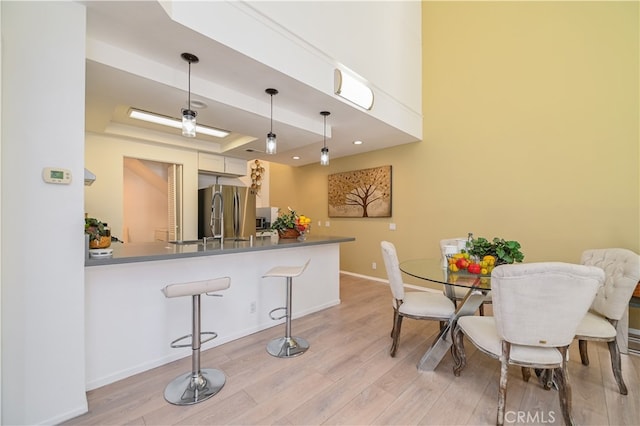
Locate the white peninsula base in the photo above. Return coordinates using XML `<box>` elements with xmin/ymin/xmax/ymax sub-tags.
<box><xmin>85</xmin><ymin>243</ymin><xmax>341</xmax><ymax>390</ymax></box>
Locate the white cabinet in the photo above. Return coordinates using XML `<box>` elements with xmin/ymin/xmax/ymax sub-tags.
<box><xmin>224</xmin><ymin>156</ymin><xmax>248</xmax><ymax>176</ymax></box>
<box><xmin>198</xmin><ymin>152</ymin><xmax>247</xmax><ymax>176</ymax></box>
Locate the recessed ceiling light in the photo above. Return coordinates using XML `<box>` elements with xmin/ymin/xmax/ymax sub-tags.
<box><xmin>292</xmin><ymin>156</ymin><xmax>301</xmax><ymax>160</ymax></box>
<box><xmin>353</xmin><ymin>140</ymin><xmax>363</xmax><ymax>145</ymax></box>
<box><xmin>190</xmin><ymin>100</ymin><xmax>208</xmax><ymax>109</ymax></box>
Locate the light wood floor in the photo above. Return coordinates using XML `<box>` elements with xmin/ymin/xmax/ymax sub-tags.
<box><xmin>65</xmin><ymin>274</ymin><xmax>640</xmax><ymax>425</ymax></box>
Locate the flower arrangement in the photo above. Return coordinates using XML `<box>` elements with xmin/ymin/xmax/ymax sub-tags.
<box><xmin>271</xmin><ymin>207</ymin><xmax>311</xmax><ymax>239</ymax></box>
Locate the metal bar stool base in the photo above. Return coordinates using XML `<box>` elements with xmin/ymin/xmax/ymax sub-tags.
<box><xmin>164</xmin><ymin>368</ymin><xmax>226</xmax><ymax>406</ymax></box>
<box><xmin>266</xmin><ymin>336</ymin><xmax>309</xmax><ymax>358</ymax></box>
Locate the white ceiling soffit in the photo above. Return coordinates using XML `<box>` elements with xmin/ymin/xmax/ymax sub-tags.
<box><xmin>83</xmin><ymin>0</ymin><xmax>422</xmax><ymax>166</ymax></box>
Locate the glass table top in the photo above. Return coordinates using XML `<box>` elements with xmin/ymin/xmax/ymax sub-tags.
<box><xmin>399</xmin><ymin>258</ymin><xmax>491</xmax><ymax>290</ymax></box>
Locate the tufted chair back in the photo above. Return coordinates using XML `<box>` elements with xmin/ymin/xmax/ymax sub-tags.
<box><xmin>492</xmin><ymin>262</ymin><xmax>604</xmax><ymax>347</ymax></box>
<box><xmin>581</xmin><ymin>248</ymin><xmax>640</xmax><ymax>321</ymax></box>
<box><xmin>381</xmin><ymin>241</ymin><xmax>405</xmax><ymax>303</ymax></box>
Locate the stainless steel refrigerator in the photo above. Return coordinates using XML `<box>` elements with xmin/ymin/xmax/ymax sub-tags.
<box><xmin>198</xmin><ymin>185</ymin><xmax>256</xmax><ymax>241</ymax></box>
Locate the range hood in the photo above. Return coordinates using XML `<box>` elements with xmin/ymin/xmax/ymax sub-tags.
<box><xmin>84</xmin><ymin>168</ymin><xmax>96</xmax><ymax>186</ymax></box>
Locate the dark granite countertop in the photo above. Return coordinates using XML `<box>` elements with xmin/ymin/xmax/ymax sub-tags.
<box><xmin>85</xmin><ymin>235</ymin><xmax>355</xmax><ymax>267</ymax></box>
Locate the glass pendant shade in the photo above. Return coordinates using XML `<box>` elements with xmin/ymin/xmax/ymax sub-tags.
<box><xmin>320</xmin><ymin>147</ymin><xmax>329</xmax><ymax>165</ymax></box>
<box><xmin>265</xmin><ymin>88</ymin><xmax>278</xmax><ymax>155</ymax></box>
<box><xmin>319</xmin><ymin>110</ymin><xmax>331</xmax><ymax>166</ymax></box>
<box><xmin>181</xmin><ymin>53</ymin><xmax>199</xmax><ymax>138</ymax></box>
<box><xmin>182</xmin><ymin>109</ymin><xmax>197</xmax><ymax>138</ymax></box>
<box><xmin>266</xmin><ymin>132</ymin><xmax>277</xmax><ymax>154</ymax></box>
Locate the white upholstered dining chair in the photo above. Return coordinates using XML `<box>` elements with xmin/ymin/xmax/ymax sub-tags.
<box><xmin>380</xmin><ymin>241</ymin><xmax>456</xmax><ymax>357</ymax></box>
<box><xmin>440</xmin><ymin>238</ymin><xmax>492</xmax><ymax>315</ymax></box>
<box><xmin>575</xmin><ymin>248</ymin><xmax>640</xmax><ymax>395</ymax></box>
<box><xmin>452</xmin><ymin>262</ymin><xmax>604</xmax><ymax>426</ymax></box>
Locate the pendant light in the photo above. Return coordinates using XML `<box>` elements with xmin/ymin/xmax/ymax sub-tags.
<box><xmin>181</xmin><ymin>52</ymin><xmax>199</xmax><ymax>138</ymax></box>
<box><xmin>265</xmin><ymin>88</ymin><xmax>278</xmax><ymax>154</ymax></box>
<box><xmin>320</xmin><ymin>111</ymin><xmax>331</xmax><ymax>166</ymax></box>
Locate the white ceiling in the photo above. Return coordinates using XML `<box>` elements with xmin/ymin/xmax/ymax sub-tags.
<box><xmin>83</xmin><ymin>1</ymin><xmax>420</xmax><ymax>166</ymax></box>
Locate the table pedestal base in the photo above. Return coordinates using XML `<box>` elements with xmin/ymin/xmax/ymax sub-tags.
<box><xmin>417</xmin><ymin>288</ymin><xmax>489</xmax><ymax>371</ymax></box>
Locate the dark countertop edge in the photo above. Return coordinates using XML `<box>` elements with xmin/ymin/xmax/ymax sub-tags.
<box><xmin>85</xmin><ymin>236</ymin><xmax>355</xmax><ymax>267</ymax></box>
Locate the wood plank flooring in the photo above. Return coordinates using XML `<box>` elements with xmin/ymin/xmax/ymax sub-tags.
<box><xmin>65</xmin><ymin>274</ymin><xmax>640</xmax><ymax>425</ymax></box>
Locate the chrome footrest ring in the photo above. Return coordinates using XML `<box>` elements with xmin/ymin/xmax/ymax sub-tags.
<box><xmin>269</xmin><ymin>307</ymin><xmax>287</xmax><ymax>321</ymax></box>
<box><xmin>170</xmin><ymin>331</ymin><xmax>218</xmax><ymax>348</ymax></box>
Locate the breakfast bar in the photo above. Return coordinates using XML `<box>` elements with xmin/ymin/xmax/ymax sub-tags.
<box><xmin>85</xmin><ymin>235</ymin><xmax>354</xmax><ymax>390</ymax></box>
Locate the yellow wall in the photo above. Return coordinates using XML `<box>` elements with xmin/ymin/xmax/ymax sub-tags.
<box><xmin>270</xmin><ymin>2</ymin><xmax>639</xmax><ymax>291</ymax></box>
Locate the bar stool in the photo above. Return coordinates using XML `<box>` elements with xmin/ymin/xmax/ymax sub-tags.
<box><xmin>263</xmin><ymin>259</ymin><xmax>311</xmax><ymax>358</ymax></box>
<box><xmin>161</xmin><ymin>276</ymin><xmax>230</xmax><ymax>405</ymax></box>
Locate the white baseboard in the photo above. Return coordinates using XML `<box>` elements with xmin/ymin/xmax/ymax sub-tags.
<box><xmin>339</xmin><ymin>270</ymin><xmax>439</xmax><ymax>293</ymax></box>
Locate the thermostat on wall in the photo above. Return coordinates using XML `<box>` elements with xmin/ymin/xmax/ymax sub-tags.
<box><xmin>42</xmin><ymin>167</ymin><xmax>72</xmax><ymax>184</ymax></box>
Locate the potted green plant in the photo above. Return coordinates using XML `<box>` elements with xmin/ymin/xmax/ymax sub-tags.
<box><xmin>271</xmin><ymin>207</ymin><xmax>309</xmax><ymax>239</ymax></box>
<box><xmin>85</xmin><ymin>217</ymin><xmax>111</xmax><ymax>248</ymax></box>
<box><xmin>466</xmin><ymin>235</ymin><xmax>524</xmax><ymax>265</ymax></box>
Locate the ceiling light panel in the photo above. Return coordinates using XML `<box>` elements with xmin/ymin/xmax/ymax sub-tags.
<box><xmin>128</xmin><ymin>108</ymin><xmax>230</xmax><ymax>138</ymax></box>
<box><xmin>334</xmin><ymin>69</ymin><xmax>374</xmax><ymax>110</ymax></box>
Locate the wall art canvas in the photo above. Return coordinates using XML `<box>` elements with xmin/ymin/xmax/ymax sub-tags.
<box><xmin>328</xmin><ymin>165</ymin><xmax>392</xmax><ymax>218</ymax></box>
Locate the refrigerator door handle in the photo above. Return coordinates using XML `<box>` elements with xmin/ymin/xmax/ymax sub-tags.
<box><xmin>211</xmin><ymin>191</ymin><xmax>224</xmax><ymax>241</ymax></box>
<box><xmin>233</xmin><ymin>190</ymin><xmax>240</xmax><ymax>239</ymax></box>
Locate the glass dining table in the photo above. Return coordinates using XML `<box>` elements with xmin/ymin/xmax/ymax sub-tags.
<box><xmin>399</xmin><ymin>258</ymin><xmax>492</xmax><ymax>371</ymax></box>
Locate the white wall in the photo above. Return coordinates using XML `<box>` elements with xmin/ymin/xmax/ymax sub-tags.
<box><xmin>246</xmin><ymin>0</ymin><xmax>422</xmax><ymax>116</ymax></box>
<box><xmin>1</xmin><ymin>2</ymin><xmax>88</xmax><ymax>424</ymax></box>
<box><xmin>163</xmin><ymin>0</ymin><xmax>422</xmax><ymax>139</ymax></box>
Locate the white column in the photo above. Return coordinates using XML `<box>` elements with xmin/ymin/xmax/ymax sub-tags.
<box><xmin>1</xmin><ymin>2</ymin><xmax>88</xmax><ymax>424</ymax></box>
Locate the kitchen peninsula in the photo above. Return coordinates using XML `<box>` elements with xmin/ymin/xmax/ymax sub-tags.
<box><xmin>85</xmin><ymin>235</ymin><xmax>354</xmax><ymax>390</ymax></box>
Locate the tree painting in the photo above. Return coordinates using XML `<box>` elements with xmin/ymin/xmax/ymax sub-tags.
<box><xmin>328</xmin><ymin>165</ymin><xmax>392</xmax><ymax>217</ymax></box>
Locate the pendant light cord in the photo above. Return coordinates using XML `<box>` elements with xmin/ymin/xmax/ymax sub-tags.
<box><xmin>270</xmin><ymin>93</ymin><xmax>273</xmax><ymax>132</ymax></box>
<box><xmin>187</xmin><ymin>60</ymin><xmax>191</xmax><ymax>110</ymax></box>
<box><xmin>323</xmin><ymin>114</ymin><xmax>327</xmax><ymax>148</ymax></box>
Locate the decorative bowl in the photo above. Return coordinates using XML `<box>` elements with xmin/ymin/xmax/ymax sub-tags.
<box><xmin>278</xmin><ymin>228</ymin><xmax>300</xmax><ymax>239</ymax></box>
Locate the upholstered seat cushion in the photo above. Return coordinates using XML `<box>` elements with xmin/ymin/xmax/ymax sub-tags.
<box><xmin>263</xmin><ymin>259</ymin><xmax>311</xmax><ymax>278</ymax></box>
<box><xmin>575</xmin><ymin>310</ymin><xmax>617</xmax><ymax>339</ymax></box>
<box><xmin>397</xmin><ymin>291</ymin><xmax>455</xmax><ymax>318</ymax></box>
<box><xmin>162</xmin><ymin>277</ymin><xmax>230</xmax><ymax>298</ymax></box>
<box><xmin>458</xmin><ymin>316</ymin><xmax>563</xmax><ymax>365</ymax></box>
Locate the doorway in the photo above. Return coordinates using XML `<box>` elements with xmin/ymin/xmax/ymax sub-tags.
<box><xmin>123</xmin><ymin>158</ymin><xmax>183</xmax><ymax>243</ymax></box>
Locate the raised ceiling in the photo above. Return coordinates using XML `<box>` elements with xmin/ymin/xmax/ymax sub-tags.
<box><xmin>83</xmin><ymin>1</ymin><xmax>421</xmax><ymax>166</ymax></box>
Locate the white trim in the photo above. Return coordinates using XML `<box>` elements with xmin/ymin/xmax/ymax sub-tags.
<box><xmin>339</xmin><ymin>270</ymin><xmax>440</xmax><ymax>293</ymax></box>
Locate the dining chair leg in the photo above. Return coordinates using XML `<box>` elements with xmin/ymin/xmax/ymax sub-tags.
<box><xmin>555</xmin><ymin>346</ymin><xmax>575</xmax><ymax>426</ymax></box>
<box><xmin>390</xmin><ymin>310</ymin><xmax>397</xmax><ymax>338</ymax></box>
<box><xmin>390</xmin><ymin>311</ymin><xmax>403</xmax><ymax>357</ymax></box>
<box><xmin>607</xmin><ymin>339</ymin><xmax>628</xmax><ymax>395</ymax></box>
<box><xmin>542</xmin><ymin>369</ymin><xmax>554</xmax><ymax>390</ymax></box>
<box><xmin>497</xmin><ymin>341</ymin><xmax>511</xmax><ymax>426</ymax></box>
<box><xmin>578</xmin><ymin>339</ymin><xmax>589</xmax><ymax>365</ymax></box>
